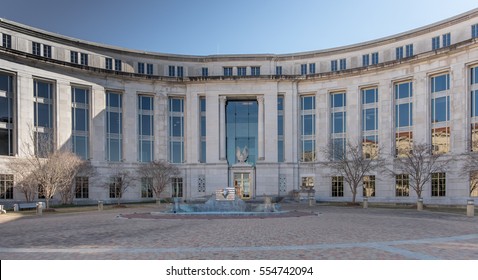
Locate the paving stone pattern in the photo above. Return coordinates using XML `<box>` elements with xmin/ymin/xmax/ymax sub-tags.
<box><xmin>0</xmin><ymin>204</ymin><xmax>477</xmax><ymax>259</ymax></box>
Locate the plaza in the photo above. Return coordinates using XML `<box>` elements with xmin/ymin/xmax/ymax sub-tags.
<box><xmin>0</xmin><ymin>203</ymin><xmax>477</xmax><ymax>259</ymax></box>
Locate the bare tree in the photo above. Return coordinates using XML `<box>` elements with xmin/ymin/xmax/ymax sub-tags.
<box><xmin>106</xmin><ymin>167</ymin><xmax>134</xmax><ymax>205</ymax></box>
<box><xmin>8</xmin><ymin>128</ymin><xmax>86</xmax><ymax>208</ymax></box>
<box><xmin>138</xmin><ymin>160</ymin><xmax>180</xmax><ymax>201</ymax></box>
<box><xmin>321</xmin><ymin>140</ymin><xmax>383</xmax><ymax>204</ymax></box>
<box><xmin>7</xmin><ymin>159</ymin><xmax>37</xmax><ymax>202</ymax></box>
<box><xmin>460</xmin><ymin>147</ymin><xmax>478</xmax><ymax>197</ymax></box>
<box><xmin>386</xmin><ymin>143</ymin><xmax>453</xmax><ymax>202</ymax></box>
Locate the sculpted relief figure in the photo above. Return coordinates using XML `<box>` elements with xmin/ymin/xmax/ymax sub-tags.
<box><xmin>236</xmin><ymin>146</ymin><xmax>249</xmax><ymax>163</ymax></box>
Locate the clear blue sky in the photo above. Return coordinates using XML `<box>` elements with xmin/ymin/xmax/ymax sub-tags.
<box><xmin>1</xmin><ymin>0</ymin><xmax>477</xmax><ymax>55</ymax></box>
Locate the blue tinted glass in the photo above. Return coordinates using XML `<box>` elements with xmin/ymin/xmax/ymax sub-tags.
<box><xmin>107</xmin><ymin>93</ymin><xmax>121</xmax><ymax>108</ymax></box>
<box><xmin>172</xmin><ymin>141</ymin><xmax>183</xmax><ymax>163</ymax></box>
<box><xmin>302</xmin><ymin>115</ymin><xmax>314</xmax><ymax>135</ymax></box>
<box><xmin>432</xmin><ymin>96</ymin><xmax>449</xmax><ymax>123</ymax></box>
<box><xmin>278</xmin><ymin>140</ymin><xmax>284</xmax><ymax>162</ymax></box>
<box><xmin>35</xmin><ymin>81</ymin><xmax>51</xmax><ymax>98</ymax></box>
<box><xmin>201</xmin><ymin>116</ymin><xmax>206</xmax><ymax>137</ymax></box>
<box><xmin>107</xmin><ymin>112</ymin><xmax>121</xmax><ymax>133</ymax></box>
<box><xmin>301</xmin><ymin>96</ymin><xmax>315</xmax><ymax>110</ymax></box>
<box><xmin>396</xmin><ymin>103</ymin><xmax>412</xmax><ymax>127</ymax></box>
<box><xmin>332</xmin><ymin>112</ymin><xmax>345</xmax><ymax>133</ymax></box>
<box><xmin>200</xmin><ymin>140</ymin><xmax>206</xmax><ymax>163</ymax></box>
<box><xmin>73</xmin><ymin>135</ymin><xmax>88</xmax><ymax>160</ymax></box>
<box><xmin>140</xmin><ymin>116</ymin><xmax>152</xmax><ymax>136</ymax></box>
<box><xmin>108</xmin><ymin>138</ymin><xmax>121</xmax><ymax>161</ymax></box>
<box><xmin>277</xmin><ymin>97</ymin><xmax>284</xmax><ymax>111</ymax></box>
<box><xmin>333</xmin><ymin>138</ymin><xmax>345</xmax><ymax>159</ymax></box>
<box><xmin>472</xmin><ymin>90</ymin><xmax>478</xmax><ymax>117</ymax></box>
<box><xmin>303</xmin><ymin>140</ymin><xmax>314</xmax><ymax>153</ymax></box>
<box><xmin>0</xmin><ymin>98</ymin><xmax>9</xmax><ymax>122</ymax></box>
<box><xmin>364</xmin><ymin>108</ymin><xmax>377</xmax><ymax>131</ymax></box>
<box><xmin>140</xmin><ymin>140</ymin><xmax>152</xmax><ymax>162</ymax></box>
<box><xmin>37</xmin><ymin>103</ymin><xmax>52</xmax><ymax>127</ymax></box>
<box><xmin>170</xmin><ymin>98</ymin><xmax>183</xmax><ymax>112</ymax></box>
<box><xmin>278</xmin><ymin>115</ymin><xmax>284</xmax><ymax>135</ymax></box>
<box><xmin>472</xmin><ymin>67</ymin><xmax>478</xmax><ymax>85</ymax></box>
<box><xmin>171</xmin><ymin>116</ymin><xmax>183</xmax><ymax>136</ymax></box>
<box><xmin>332</xmin><ymin>93</ymin><xmax>345</xmax><ymax>107</ymax></box>
<box><xmin>74</xmin><ymin>108</ymin><xmax>88</xmax><ymax>131</ymax></box>
<box><xmin>432</xmin><ymin>74</ymin><xmax>449</xmax><ymax>92</ymax></box>
<box><xmin>396</xmin><ymin>83</ymin><xmax>412</xmax><ymax>99</ymax></box>
<box><xmin>362</xmin><ymin>89</ymin><xmax>377</xmax><ymax>104</ymax></box>
<box><xmin>139</xmin><ymin>96</ymin><xmax>153</xmax><ymax>111</ymax></box>
<box><xmin>73</xmin><ymin>88</ymin><xmax>87</xmax><ymax>104</ymax></box>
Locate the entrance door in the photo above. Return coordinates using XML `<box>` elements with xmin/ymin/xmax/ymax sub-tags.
<box><xmin>233</xmin><ymin>172</ymin><xmax>251</xmax><ymax>199</ymax></box>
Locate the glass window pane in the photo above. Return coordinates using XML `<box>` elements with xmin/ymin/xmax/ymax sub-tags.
<box><xmin>107</xmin><ymin>112</ymin><xmax>121</xmax><ymax>133</ymax></box>
<box><xmin>278</xmin><ymin>115</ymin><xmax>284</xmax><ymax>135</ymax></box>
<box><xmin>108</xmin><ymin>138</ymin><xmax>121</xmax><ymax>161</ymax></box>
<box><xmin>141</xmin><ymin>140</ymin><xmax>152</xmax><ymax>162</ymax></box>
<box><xmin>432</xmin><ymin>74</ymin><xmax>449</xmax><ymax>92</ymax></box>
<box><xmin>396</xmin><ymin>103</ymin><xmax>412</xmax><ymax>127</ymax></box>
<box><xmin>107</xmin><ymin>93</ymin><xmax>121</xmax><ymax>108</ymax></box>
<box><xmin>171</xmin><ymin>116</ymin><xmax>182</xmax><ymax>136</ymax></box>
<box><xmin>36</xmin><ymin>81</ymin><xmax>51</xmax><ymax>98</ymax></box>
<box><xmin>472</xmin><ymin>90</ymin><xmax>478</xmax><ymax>117</ymax></box>
<box><xmin>302</xmin><ymin>115</ymin><xmax>314</xmax><ymax>135</ymax></box>
<box><xmin>332</xmin><ymin>112</ymin><xmax>345</xmax><ymax>133</ymax></box>
<box><xmin>432</xmin><ymin>96</ymin><xmax>448</xmax><ymax>123</ymax></box>
<box><xmin>301</xmin><ymin>96</ymin><xmax>315</xmax><ymax>110</ymax></box>
<box><xmin>364</xmin><ymin>108</ymin><xmax>377</xmax><ymax>131</ymax></box>
<box><xmin>74</xmin><ymin>108</ymin><xmax>87</xmax><ymax>131</ymax></box>
<box><xmin>37</xmin><ymin>103</ymin><xmax>52</xmax><ymax>127</ymax></box>
<box><xmin>73</xmin><ymin>135</ymin><xmax>88</xmax><ymax>160</ymax></box>
<box><xmin>140</xmin><ymin>116</ymin><xmax>152</xmax><ymax>136</ymax></box>
<box><xmin>73</xmin><ymin>88</ymin><xmax>87</xmax><ymax>104</ymax></box>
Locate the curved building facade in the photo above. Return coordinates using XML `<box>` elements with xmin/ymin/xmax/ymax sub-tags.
<box><xmin>1</xmin><ymin>10</ymin><xmax>478</xmax><ymax>205</ymax></box>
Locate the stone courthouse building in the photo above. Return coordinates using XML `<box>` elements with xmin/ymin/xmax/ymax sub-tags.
<box><xmin>1</xmin><ymin>9</ymin><xmax>478</xmax><ymax>205</ymax></box>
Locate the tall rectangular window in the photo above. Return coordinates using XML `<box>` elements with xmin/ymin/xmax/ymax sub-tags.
<box><xmin>80</xmin><ymin>53</ymin><xmax>88</xmax><ymax>66</ymax></box>
<box><xmin>362</xmin><ymin>87</ymin><xmax>378</xmax><ymax>159</ymax></box>
<box><xmin>199</xmin><ymin>97</ymin><xmax>206</xmax><ymax>163</ymax></box>
<box><xmin>442</xmin><ymin>33</ymin><xmax>451</xmax><ymax>47</ymax></box>
<box><xmin>331</xmin><ymin>60</ymin><xmax>337</xmax><ymax>71</ymax></box>
<box><xmin>138</xmin><ymin>62</ymin><xmax>145</xmax><ymax>74</ymax></box>
<box><xmin>223</xmin><ymin>67</ymin><xmax>233</xmax><ymax>76</ymax></box>
<box><xmin>278</xmin><ymin>96</ymin><xmax>284</xmax><ymax>162</ymax></box>
<box><xmin>396</xmin><ymin>46</ymin><xmax>403</xmax><ymax>60</ymax></box>
<box><xmin>169</xmin><ymin>66</ymin><xmax>175</xmax><ymax>77</ymax></box>
<box><xmin>309</xmin><ymin>63</ymin><xmax>316</xmax><ymax>74</ymax></box>
<box><xmin>109</xmin><ymin>177</ymin><xmax>122</xmax><ymax>199</ymax></box>
<box><xmin>332</xmin><ymin>176</ymin><xmax>344</xmax><ymax>197</ymax></box>
<box><xmin>471</xmin><ymin>66</ymin><xmax>478</xmax><ymax>151</ymax></box>
<box><xmin>71</xmin><ymin>51</ymin><xmax>79</xmax><ymax>64</ymax></box>
<box><xmin>75</xmin><ymin>177</ymin><xmax>88</xmax><ymax>199</ymax></box>
<box><xmin>34</xmin><ymin>79</ymin><xmax>54</xmax><ymax>157</ymax></box>
<box><xmin>276</xmin><ymin>66</ymin><xmax>282</xmax><ymax>75</ymax></box>
<box><xmin>2</xmin><ymin>34</ymin><xmax>11</xmax><ymax>49</ymax></box>
<box><xmin>169</xmin><ymin>97</ymin><xmax>184</xmax><ymax>163</ymax></box>
<box><xmin>431</xmin><ymin>73</ymin><xmax>450</xmax><ymax>154</ymax></box>
<box><xmin>106</xmin><ymin>92</ymin><xmax>122</xmax><ymax>161</ymax></box>
<box><xmin>202</xmin><ymin>67</ymin><xmax>208</xmax><ymax>77</ymax></box>
<box><xmin>43</xmin><ymin>45</ymin><xmax>51</xmax><ymax>58</ymax></box>
<box><xmin>141</xmin><ymin>177</ymin><xmax>153</xmax><ymax>198</ymax></box>
<box><xmin>0</xmin><ymin>174</ymin><xmax>13</xmax><ymax>199</ymax></box>
<box><xmin>0</xmin><ymin>72</ymin><xmax>14</xmax><ymax>156</ymax></box>
<box><xmin>473</xmin><ymin>24</ymin><xmax>478</xmax><ymax>38</ymax></box>
<box><xmin>300</xmin><ymin>64</ymin><xmax>307</xmax><ymax>75</ymax></box>
<box><xmin>237</xmin><ymin>67</ymin><xmax>246</xmax><ymax>76</ymax></box>
<box><xmin>395</xmin><ymin>174</ymin><xmax>410</xmax><ymax>197</ymax></box>
<box><xmin>72</xmin><ymin>86</ymin><xmax>89</xmax><ymax>160</ymax></box>
<box><xmin>395</xmin><ymin>81</ymin><xmax>413</xmax><ymax>156</ymax></box>
<box><xmin>138</xmin><ymin>95</ymin><xmax>154</xmax><ymax>162</ymax></box>
<box><xmin>362</xmin><ymin>54</ymin><xmax>369</xmax><ymax>67</ymax></box>
<box><xmin>251</xmin><ymin>66</ymin><xmax>260</xmax><ymax>76</ymax></box>
<box><xmin>171</xmin><ymin>177</ymin><xmax>183</xmax><ymax>197</ymax></box>
<box><xmin>32</xmin><ymin>42</ymin><xmax>41</xmax><ymax>56</ymax></box>
<box><xmin>177</xmin><ymin>66</ymin><xmax>184</xmax><ymax>77</ymax></box>
<box><xmin>147</xmin><ymin>63</ymin><xmax>153</xmax><ymax>75</ymax></box>
<box><xmin>432</xmin><ymin>36</ymin><xmax>440</xmax><ymax>50</ymax></box>
<box><xmin>363</xmin><ymin>175</ymin><xmax>375</xmax><ymax>197</ymax></box>
<box><xmin>371</xmin><ymin>52</ymin><xmax>379</xmax><ymax>65</ymax></box>
<box><xmin>114</xmin><ymin>59</ymin><xmax>122</xmax><ymax>71</ymax></box>
<box><xmin>405</xmin><ymin>44</ymin><xmax>413</xmax><ymax>57</ymax></box>
<box><xmin>331</xmin><ymin>92</ymin><xmax>346</xmax><ymax>160</ymax></box>
<box><xmin>300</xmin><ymin>95</ymin><xmax>315</xmax><ymax>162</ymax></box>
<box><xmin>105</xmin><ymin>58</ymin><xmax>113</xmax><ymax>70</ymax></box>
<box><xmin>339</xmin><ymin>59</ymin><xmax>346</xmax><ymax>70</ymax></box>
<box><xmin>431</xmin><ymin>172</ymin><xmax>446</xmax><ymax>197</ymax></box>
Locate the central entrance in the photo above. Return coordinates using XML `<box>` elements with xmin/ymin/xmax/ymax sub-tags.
<box><xmin>233</xmin><ymin>172</ymin><xmax>250</xmax><ymax>199</ymax></box>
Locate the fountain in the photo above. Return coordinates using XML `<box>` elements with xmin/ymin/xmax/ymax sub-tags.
<box><xmin>153</xmin><ymin>187</ymin><xmax>284</xmax><ymax>216</ymax></box>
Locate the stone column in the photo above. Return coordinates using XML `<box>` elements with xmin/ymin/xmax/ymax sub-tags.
<box><xmin>257</xmin><ymin>95</ymin><xmax>265</xmax><ymax>160</ymax></box>
<box><xmin>219</xmin><ymin>96</ymin><xmax>227</xmax><ymax>160</ymax></box>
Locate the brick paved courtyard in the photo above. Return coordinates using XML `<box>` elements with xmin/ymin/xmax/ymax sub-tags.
<box><xmin>0</xmin><ymin>203</ymin><xmax>477</xmax><ymax>259</ymax></box>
